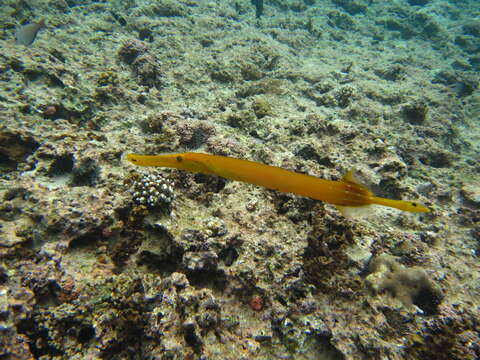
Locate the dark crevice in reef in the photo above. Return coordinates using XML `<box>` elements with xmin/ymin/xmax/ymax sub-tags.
<box><xmin>16</xmin><ymin>317</ymin><xmax>63</xmax><ymax>358</ymax></box>
<box><xmin>47</xmin><ymin>154</ymin><xmax>75</xmax><ymax>176</ymax></box>
<box><xmin>0</xmin><ymin>132</ymin><xmax>39</xmax><ymax>171</ymax></box>
<box><xmin>186</xmin><ymin>268</ymin><xmax>228</xmax><ymax>291</ymax></box>
<box><xmin>302</xmin><ymin>206</ymin><xmax>365</xmax><ymax>298</ymax></box>
<box><xmin>70</xmin><ymin>157</ymin><xmax>100</xmax><ymax>186</ymax></box>
<box><xmin>68</xmin><ymin>230</ymin><xmax>103</xmax><ymax>249</ymax></box>
<box><xmin>137</xmin><ymin>247</ymin><xmax>184</xmax><ymax>275</ymax></box>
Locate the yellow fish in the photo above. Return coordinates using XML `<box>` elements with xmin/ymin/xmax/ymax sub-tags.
<box><xmin>127</xmin><ymin>152</ymin><xmax>430</xmax><ymax>213</ymax></box>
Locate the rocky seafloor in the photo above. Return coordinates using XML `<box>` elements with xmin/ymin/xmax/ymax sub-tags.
<box><xmin>0</xmin><ymin>0</ymin><xmax>479</xmax><ymax>359</ymax></box>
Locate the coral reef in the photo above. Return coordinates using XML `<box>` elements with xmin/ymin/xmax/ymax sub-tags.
<box><xmin>366</xmin><ymin>253</ymin><xmax>442</xmax><ymax>315</ymax></box>
<box><xmin>129</xmin><ymin>172</ymin><xmax>175</xmax><ymax>208</ymax></box>
<box><xmin>0</xmin><ymin>0</ymin><xmax>478</xmax><ymax>359</ymax></box>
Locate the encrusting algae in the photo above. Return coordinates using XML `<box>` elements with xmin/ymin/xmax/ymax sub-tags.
<box><xmin>127</xmin><ymin>152</ymin><xmax>430</xmax><ymax>214</ymax></box>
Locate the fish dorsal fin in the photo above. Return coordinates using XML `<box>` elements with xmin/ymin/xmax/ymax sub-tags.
<box><xmin>337</xmin><ymin>169</ymin><xmax>375</xmax><ymax>218</ymax></box>
<box><xmin>342</xmin><ymin>169</ymin><xmax>374</xmax><ymax>196</ymax></box>
<box><xmin>342</xmin><ymin>169</ymin><xmax>362</xmax><ymax>184</ymax></box>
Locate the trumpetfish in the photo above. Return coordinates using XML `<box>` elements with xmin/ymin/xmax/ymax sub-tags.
<box><xmin>126</xmin><ymin>152</ymin><xmax>430</xmax><ymax>214</ymax></box>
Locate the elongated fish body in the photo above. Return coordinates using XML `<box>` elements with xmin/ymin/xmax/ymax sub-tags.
<box><xmin>16</xmin><ymin>19</ymin><xmax>46</xmax><ymax>46</ymax></box>
<box><xmin>127</xmin><ymin>152</ymin><xmax>430</xmax><ymax>213</ymax></box>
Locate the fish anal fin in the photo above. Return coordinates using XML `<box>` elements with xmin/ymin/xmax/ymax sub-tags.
<box><xmin>336</xmin><ymin>204</ymin><xmax>373</xmax><ymax>218</ymax></box>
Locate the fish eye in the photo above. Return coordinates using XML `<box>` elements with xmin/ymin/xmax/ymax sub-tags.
<box><xmin>176</xmin><ymin>156</ymin><xmax>183</xmax><ymax>162</ymax></box>
<box><xmin>412</xmin><ymin>203</ymin><xmax>417</xmax><ymax>207</ymax></box>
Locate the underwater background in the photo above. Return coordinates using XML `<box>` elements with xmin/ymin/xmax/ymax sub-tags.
<box><xmin>0</xmin><ymin>0</ymin><xmax>479</xmax><ymax>359</ymax></box>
